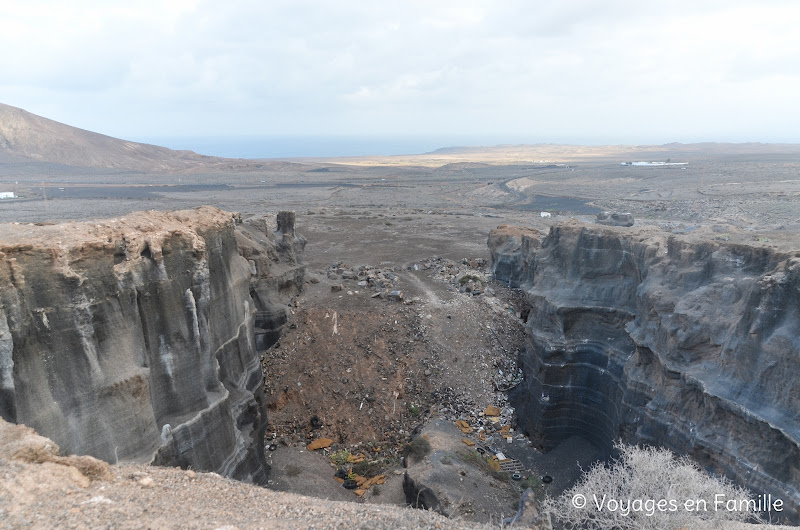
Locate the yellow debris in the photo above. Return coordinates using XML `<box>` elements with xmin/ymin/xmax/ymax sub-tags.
<box><xmin>462</xmin><ymin>438</ymin><xmax>475</xmax><ymax>447</ymax></box>
<box><xmin>484</xmin><ymin>405</ymin><xmax>502</xmax><ymax>416</ymax></box>
<box><xmin>455</xmin><ymin>420</ymin><xmax>471</xmax><ymax>433</ymax></box>
<box><xmin>307</xmin><ymin>438</ymin><xmax>334</xmax><ymax>451</ymax></box>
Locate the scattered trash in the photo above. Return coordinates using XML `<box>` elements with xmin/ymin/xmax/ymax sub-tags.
<box><xmin>484</xmin><ymin>405</ymin><xmax>502</xmax><ymax>416</ymax></box>
<box><xmin>307</xmin><ymin>438</ymin><xmax>334</xmax><ymax>451</ymax></box>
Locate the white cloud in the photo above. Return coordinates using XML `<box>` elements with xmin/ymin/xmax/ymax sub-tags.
<box><xmin>0</xmin><ymin>0</ymin><xmax>799</xmax><ymax>143</ymax></box>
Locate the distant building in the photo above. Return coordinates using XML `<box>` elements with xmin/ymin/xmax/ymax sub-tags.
<box><xmin>540</xmin><ymin>211</ymin><xmax>551</xmax><ymax>218</ymax></box>
<box><xmin>0</xmin><ymin>192</ymin><xmax>15</xmax><ymax>199</ymax></box>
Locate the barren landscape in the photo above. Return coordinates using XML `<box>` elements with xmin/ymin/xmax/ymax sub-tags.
<box><xmin>1</xmin><ymin>105</ymin><xmax>799</xmax><ymax>528</ymax></box>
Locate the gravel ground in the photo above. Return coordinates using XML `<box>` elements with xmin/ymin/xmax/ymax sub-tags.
<box><xmin>0</xmin><ymin>459</ymin><xmax>490</xmax><ymax>530</ymax></box>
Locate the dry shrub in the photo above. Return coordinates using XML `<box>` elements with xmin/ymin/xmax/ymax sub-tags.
<box><xmin>544</xmin><ymin>442</ymin><xmax>764</xmax><ymax>530</ymax></box>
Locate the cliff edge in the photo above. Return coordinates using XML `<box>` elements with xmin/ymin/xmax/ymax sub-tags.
<box><xmin>0</xmin><ymin>206</ymin><xmax>304</xmax><ymax>483</ymax></box>
<box><xmin>489</xmin><ymin>222</ymin><xmax>800</xmax><ymax>523</ymax></box>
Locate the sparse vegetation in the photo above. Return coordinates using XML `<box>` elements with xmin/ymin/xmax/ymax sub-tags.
<box><xmin>285</xmin><ymin>464</ymin><xmax>301</xmax><ymax>477</ymax></box>
<box><xmin>517</xmin><ymin>475</ymin><xmax>541</xmax><ymax>491</ymax></box>
<box><xmin>352</xmin><ymin>460</ymin><xmax>382</xmax><ymax>478</ymax></box>
<box><xmin>455</xmin><ymin>450</ymin><xmax>509</xmax><ymax>481</ymax></box>
<box><xmin>407</xmin><ymin>402</ymin><xmax>421</xmax><ymax>416</ymax></box>
<box><xmin>329</xmin><ymin>449</ymin><xmax>352</xmax><ymax>467</ymax></box>
<box><xmin>459</xmin><ymin>274</ymin><xmax>482</xmax><ymax>286</ymax></box>
<box><xmin>544</xmin><ymin>442</ymin><xmax>764</xmax><ymax>529</ymax></box>
<box><xmin>407</xmin><ymin>435</ymin><xmax>432</xmax><ymax>460</ymax></box>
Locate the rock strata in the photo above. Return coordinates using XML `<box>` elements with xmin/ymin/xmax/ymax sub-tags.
<box><xmin>489</xmin><ymin>222</ymin><xmax>800</xmax><ymax>523</ymax></box>
<box><xmin>0</xmin><ymin>207</ymin><xmax>304</xmax><ymax>484</ymax></box>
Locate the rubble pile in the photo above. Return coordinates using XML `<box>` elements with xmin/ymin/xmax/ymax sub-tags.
<box><xmin>414</xmin><ymin>257</ymin><xmax>490</xmax><ymax>295</ymax></box>
<box><xmin>448</xmin><ymin>403</ymin><xmax>519</xmax><ymax>444</ymax></box>
<box><xmin>325</xmin><ymin>262</ymin><xmax>407</xmax><ymax>301</ymax></box>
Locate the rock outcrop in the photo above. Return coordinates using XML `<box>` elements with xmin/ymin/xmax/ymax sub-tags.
<box><xmin>595</xmin><ymin>211</ymin><xmax>634</xmax><ymax>227</ymax></box>
<box><xmin>0</xmin><ymin>207</ymin><xmax>304</xmax><ymax>484</ymax></box>
<box><xmin>489</xmin><ymin>222</ymin><xmax>800</xmax><ymax>523</ymax></box>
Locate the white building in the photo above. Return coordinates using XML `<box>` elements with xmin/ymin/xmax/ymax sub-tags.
<box><xmin>0</xmin><ymin>192</ymin><xmax>15</xmax><ymax>199</ymax></box>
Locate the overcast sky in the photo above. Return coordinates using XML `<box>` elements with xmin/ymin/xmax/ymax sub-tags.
<box><xmin>2</xmin><ymin>0</ymin><xmax>800</xmax><ymax>153</ymax></box>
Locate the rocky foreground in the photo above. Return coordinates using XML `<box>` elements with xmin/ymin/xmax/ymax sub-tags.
<box><xmin>0</xmin><ymin>417</ymin><xmax>489</xmax><ymax>529</ymax></box>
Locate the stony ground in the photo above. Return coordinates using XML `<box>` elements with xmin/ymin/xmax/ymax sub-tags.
<box><xmin>1</xmin><ymin>452</ymin><xmax>488</xmax><ymax>529</ymax></box>
<box><xmin>258</xmin><ymin>209</ymin><xmax>538</xmax><ymax>523</ymax></box>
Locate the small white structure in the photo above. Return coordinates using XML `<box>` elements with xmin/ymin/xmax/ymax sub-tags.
<box><xmin>540</xmin><ymin>211</ymin><xmax>551</xmax><ymax>218</ymax></box>
<box><xmin>0</xmin><ymin>192</ymin><xmax>15</xmax><ymax>199</ymax></box>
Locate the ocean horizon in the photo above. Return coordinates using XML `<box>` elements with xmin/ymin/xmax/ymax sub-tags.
<box><xmin>133</xmin><ymin>135</ymin><xmax>501</xmax><ymax>159</ymax></box>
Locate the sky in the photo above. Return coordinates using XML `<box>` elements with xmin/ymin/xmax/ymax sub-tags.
<box><xmin>2</xmin><ymin>0</ymin><xmax>800</xmax><ymax>156</ymax></box>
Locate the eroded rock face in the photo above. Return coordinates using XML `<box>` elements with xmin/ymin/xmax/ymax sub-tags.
<box><xmin>0</xmin><ymin>207</ymin><xmax>304</xmax><ymax>484</ymax></box>
<box><xmin>489</xmin><ymin>222</ymin><xmax>800</xmax><ymax>523</ymax></box>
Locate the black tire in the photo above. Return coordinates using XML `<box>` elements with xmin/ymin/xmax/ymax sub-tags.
<box><xmin>267</xmin><ymin>444</ymin><xmax>277</xmax><ymax>451</ymax></box>
<box><xmin>542</xmin><ymin>475</ymin><xmax>553</xmax><ymax>484</ymax></box>
<box><xmin>511</xmin><ymin>473</ymin><xmax>522</xmax><ymax>481</ymax></box>
<box><xmin>342</xmin><ymin>479</ymin><xmax>358</xmax><ymax>489</ymax></box>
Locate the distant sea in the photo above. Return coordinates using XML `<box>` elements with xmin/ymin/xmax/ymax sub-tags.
<box><xmin>134</xmin><ymin>135</ymin><xmax>536</xmax><ymax>159</ymax></box>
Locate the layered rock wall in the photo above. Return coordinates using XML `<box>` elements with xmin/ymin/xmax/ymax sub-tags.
<box><xmin>489</xmin><ymin>223</ymin><xmax>800</xmax><ymax>522</ymax></box>
<box><xmin>0</xmin><ymin>207</ymin><xmax>303</xmax><ymax>484</ymax></box>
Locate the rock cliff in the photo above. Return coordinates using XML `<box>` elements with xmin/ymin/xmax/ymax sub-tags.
<box><xmin>489</xmin><ymin>223</ymin><xmax>800</xmax><ymax>523</ymax></box>
<box><xmin>0</xmin><ymin>206</ymin><xmax>304</xmax><ymax>484</ymax></box>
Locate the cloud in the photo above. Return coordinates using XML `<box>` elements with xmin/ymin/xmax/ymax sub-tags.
<box><xmin>1</xmin><ymin>0</ymin><xmax>799</xmax><ymax>142</ymax></box>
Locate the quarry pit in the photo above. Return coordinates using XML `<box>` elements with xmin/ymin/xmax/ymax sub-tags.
<box><xmin>2</xmin><ymin>205</ymin><xmax>798</xmax><ymax>527</ymax></box>
<box><xmin>2</xmin><ymin>133</ymin><xmax>800</xmax><ymax>527</ymax></box>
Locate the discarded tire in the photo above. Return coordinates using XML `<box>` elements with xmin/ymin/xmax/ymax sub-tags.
<box><xmin>267</xmin><ymin>444</ymin><xmax>277</xmax><ymax>451</ymax></box>
<box><xmin>476</xmin><ymin>447</ymin><xmax>486</xmax><ymax>455</ymax></box>
<box><xmin>511</xmin><ymin>473</ymin><xmax>522</xmax><ymax>481</ymax></box>
<box><xmin>542</xmin><ymin>475</ymin><xmax>553</xmax><ymax>484</ymax></box>
<box><xmin>334</xmin><ymin>469</ymin><xmax>348</xmax><ymax>479</ymax></box>
<box><xmin>342</xmin><ymin>479</ymin><xmax>358</xmax><ymax>489</ymax></box>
